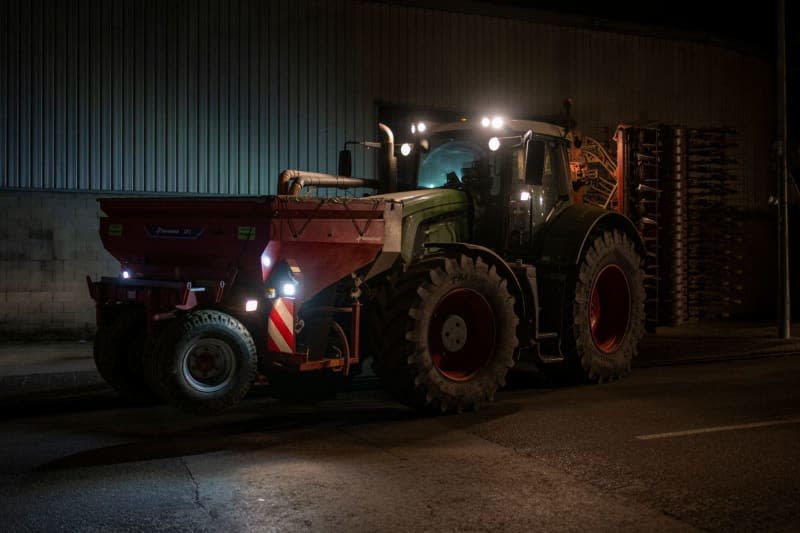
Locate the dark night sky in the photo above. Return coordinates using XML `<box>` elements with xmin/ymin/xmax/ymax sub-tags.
<box><xmin>481</xmin><ymin>0</ymin><xmax>798</xmax><ymax>138</ymax></box>
<box><xmin>488</xmin><ymin>0</ymin><xmax>781</xmax><ymax>55</ymax></box>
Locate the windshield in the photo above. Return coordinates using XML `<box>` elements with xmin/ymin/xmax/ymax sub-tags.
<box><xmin>417</xmin><ymin>139</ymin><xmax>488</xmax><ymax>189</ymax></box>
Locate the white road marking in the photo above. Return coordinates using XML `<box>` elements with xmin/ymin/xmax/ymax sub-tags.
<box><xmin>636</xmin><ymin>418</ymin><xmax>800</xmax><ymax>440</ymax></box>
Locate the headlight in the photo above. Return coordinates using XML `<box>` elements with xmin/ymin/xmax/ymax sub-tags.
<box><xmin>400</xmin><ymin>143</ymin><xmax>412</xmax><ymax>156</ymax></box>
<box><xmin>488</xmin><ymin>137</ymin><xmax>501</xmax><ymax>151</ymax></box>
<box><xmin>282</xmin><ymin>283</ymin><xmax>297</xmax><ymax>297</ymax></box>
<box><xmin>491</xmin><ymin>116</ymin><xmax>504</xmax><ymax>129</ymax></box>
<box><xmin>121</xmin><ymin>269</ymin><xmax>131</xmax><ymax>279</ymax></box>
<box><xmin>481</xmin><ymin>117</ymin><xmax>491</xmax><ymax>128</ymax></box>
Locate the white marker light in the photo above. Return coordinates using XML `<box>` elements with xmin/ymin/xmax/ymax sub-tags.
<box><xmin>261</xmin><ymin>254</ymin><xmax>272</xmax><ymax>269</ymax></box>
<box><xmin>491</xmin><ymin>116</ymin><xmax>504</xmax><ymax>129</ymax></box>
<box><xmin>520</xmin><ymin>191</ymin><xmax>531</xmax><ymax>202</ymax></box>
<box><xmin>488</xmin><ymin>137</ymin><xmax>501</xmax><ymax>151</ymax></box>
<box><xmin>400</xmin><ymin>143</ymin><xmax>412</xmax><ymax>156</ymax></box>
<box><xmin>245</xmin><ymin>299</ymin><xmax>259</xmax><ymax>312</ymax></box>
<box><xmin>282</xmin><ymin>283</ymin><xmax>297</xmax><ymax>297</ymax></box>
<box><xmin>417</xmin><ymin>122</ymin><xmax>426</xmax><ymax>133</ymax></box>
<box><xmin>481</xmin><ymin>117</ymin><xmax>491</xmax><ymax>128</ymax></box>
<box><xmin>121</xmin><ymin>270</ymin><xmax>131</xmax><ymax>279</ymax></box>
<box><xmin>411</xmin><ymin>124</ymin><xmax>416</xmax><ymax>134</ymax></box>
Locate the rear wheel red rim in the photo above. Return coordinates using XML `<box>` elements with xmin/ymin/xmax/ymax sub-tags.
<box><xmin>589</xmin><ymin>264</ymin><xmax>630</xmax><ymax>353</ymax></box>
<box><xmin>428</xmin><ymin>288</ymin><xmax>495</xmax><ymax>381</ymax></box>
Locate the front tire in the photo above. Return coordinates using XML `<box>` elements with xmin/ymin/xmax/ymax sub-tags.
<box><xmin>149</xmin><ymin>310</ymin><xmax>257</xmax><ymax>414</ymax></box>
<box><xmin>563</xmin><ymin>229</ymin><xmax>646</xmax><ymax>382</ymax></box>
<box><xmin>376</xmin><ymin>254</ymin><xmax>519</xmax><ymax>413</ymax></box>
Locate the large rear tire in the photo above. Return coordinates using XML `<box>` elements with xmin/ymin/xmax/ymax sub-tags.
<box><xmin>148</xmin><ymin>310</ymin><xmax>257</xmax><ymax>414</ymax></box>
<box><xmin>93</xmin><ymin>306</ymin><xmax>158</xmax><ymax>403</ymax></box>
<box><xmin>563</xmin><ymin>229</ymin><xmax>645</xmax><ymax>382</ymax></box>
<box><xmin>375</xmin><ymin>254</ymin><xmax>519</xmax><ymax>413</ymax></box>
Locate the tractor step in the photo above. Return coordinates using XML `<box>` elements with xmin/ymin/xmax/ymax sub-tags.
<box><xmin>538</xmin><ymin>354</ymin><xmax>565</xmax><ymax>364</ymax></box>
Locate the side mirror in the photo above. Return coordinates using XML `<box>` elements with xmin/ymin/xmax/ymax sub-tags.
<box><xmin>338</xmin><ymin>150</ymin><xmax>352</xmax><ymax>177</ymax></box>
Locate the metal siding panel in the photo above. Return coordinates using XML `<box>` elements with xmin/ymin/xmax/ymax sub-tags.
<box><xmin>0</xmin><ymin>1</ymin><xmax>5</xmax><ymax>187</ymax></box>
<box><xmin>246</xmin><ymin>0</ymin><xmax>259</xmax><ymax>194</ymax></box>
<box><xmin>257</xmin><ymin>0</ymin><xmax>269</xmax><ymax>194</ymax></box>
<box><xmin>168</xmin><ymin>2</ymin><xmax>178</xmax><ymax>193</ymax></box>
<box><xmin>8</xmin><ymin>0</ymin><xmax>20</xmax><ymax>188</ymax></box>
<box><xmin>122</xmin><ymin>0</ymin><xmax>133</xmax><ymax>191</ymax></box>
<box><xmin>298</xmin><ymin>0</ymin><xmax>309</xmax><ymax>174</ymax></box>
<box><xmin>176</xmin><ymin>0</ymin><xmax>187</xmax><ymax>194</ymax></box>
<box><xmin>211</xmin><ymin>0</ymin><xmax>221</xmax><ymax>194</ymax></box>
<box><xmin>229</xmin><ymin>0</ymin><xmax>240</xmax><ymax>195</ymax></box>
<box><xmin>278</xmin><ymin>0</ymin><xmax>289</xmax><ymax>180</ymax></box>
<box><xmin>30</xmin><ymin>0</ymin><xmax>43</xmax><ymax>189</ymax></box>
<box><xmin>268</xmin><ymin>0</ymin><xmax>279</xmax><ymax>193</ymax></box>
<box><xmin>197</xmin><ymin>0</ymin><xmax>209</xmax><ymax>194</ymax></box>
<box><xmin>0</xmin><ymin>0</ymin><xmax>772</xmax><ymax>207</ymax></box>
<box><xmin>209</xmin><ymin>0</ymin><xmax>220</xmax><ymax>195</ymax></box>
<box><xmin>19</xmin><ymin>0</ymin><xmax>31</xmax><ymax>190</ymax></box>
<box><xmin>133</xmin><ymin>0</ymin><xmax>145</xmax><ymax>192</ymax></box>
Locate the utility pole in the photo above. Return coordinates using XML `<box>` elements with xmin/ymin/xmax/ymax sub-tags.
<box><xmin>777</xmin><ymin>0</ymin><xmax>791</xmax><ymax>338</ymax></box>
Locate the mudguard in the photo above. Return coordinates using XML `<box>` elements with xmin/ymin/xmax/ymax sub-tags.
<box><xmin>424</xmin><ymin>242</ymin><xmax>528</xmax><ymax>320</ymax></box>
<box><xmin>533</xmin><ymin>205</ymin><xmax>644</xmax><ymax>267</ymax></box>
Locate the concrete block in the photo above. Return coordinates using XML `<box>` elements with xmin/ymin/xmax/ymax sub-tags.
<box><xmin>52</xmin><ymin>291</ymin><xmax>76</xmax><ymax>303</ymax></box>
<box><xmin>27</xmin><ymin>270</ymin><xmax>44</xmax><ymax>291</ymax></box>
<box><xmin>0</xmin><ymin>194</ymin><xmax>20</xmax><ymax>208</ymax></box>
<box><xmin>30</xmin><ymin>207</ymin><xmax>55</xmax><ymax>225</ymax></box>
<box><xmin>0</xmin><ymin>240</ymin><xmax>26</xmax><ymax>261</ymax></box>
<box><xmin>52</xmin><ymin>239</ymin><xmax>69</xmax><ymax>260</ymax></box>
<box><xmin>0</xmin><ymin>260</ymin><xmax>11</xmax><ymax>282</ymax></box>
<box><xmin>29</xmin><ymin>239</ymin><xmax>55</xmax><ymax>261</ymax></box>
<box><xmin>6</xmin><ymin>292</ymin><xmax>30</xmax><ymax>305</ymax></box>
<box><xmin>5</xmin><ymin>269</ymin><xmax>30</xmax><ymax>291</ymax></box>
<box><xmin>28</xmin><ymin>291</ymin><xmax>52</xmax><ymax>305</ymax></box>
<box><xmin>57</xmin><ymin>312</ymin><xmax>76</xmax><ymax>325</ymax></box>
<box><xmin>56</xmin><ymin>260</ymin><xmax>76</xmax><ymax>279</ymax></box>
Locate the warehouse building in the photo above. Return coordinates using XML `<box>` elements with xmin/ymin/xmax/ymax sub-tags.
<box><xmin>0</xmin><ymin>0</ymin><xmax>776</xmax><ymax>337</ymax></box>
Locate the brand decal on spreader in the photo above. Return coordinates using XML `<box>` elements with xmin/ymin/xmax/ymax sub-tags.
<box><xmin>145</xmin><ymin>226</ymin><xmax>205</xmax><ymax>239</ymax></box>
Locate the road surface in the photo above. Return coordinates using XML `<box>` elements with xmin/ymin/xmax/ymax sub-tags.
<box><xmin>1</xmin><ymin>355</ymin><xmax>799</xmax><ymax>532</ymax></box>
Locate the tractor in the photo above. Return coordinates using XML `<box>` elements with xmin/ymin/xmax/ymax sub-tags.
<box><xmin>88</xmin><ymin>115</ymin><xmax>645</xmax><ymax>414</ymax></box>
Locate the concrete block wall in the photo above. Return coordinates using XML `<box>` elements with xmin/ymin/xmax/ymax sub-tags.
<box><xmin>0</xmin><ymin>191</ymin><xmax>119</xmax><ymax>339</ymax></box>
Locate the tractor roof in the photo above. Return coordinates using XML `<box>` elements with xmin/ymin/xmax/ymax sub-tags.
<box><xmin>427</xmin><ymin>119</ymin><xmax>566</xmax><ymax>139</ymax></box>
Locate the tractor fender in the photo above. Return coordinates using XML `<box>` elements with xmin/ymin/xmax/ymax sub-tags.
<box><xmin>424</xmin><ymin>242</ymin><xmax>528</xmax><ymax>319</ymax></box>
<box><xmin>533</xmin><ymin>205</ymin><xmax>645</xmax><ymax>267</ymax></box>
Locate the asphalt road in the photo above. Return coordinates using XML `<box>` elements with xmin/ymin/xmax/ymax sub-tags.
<box><xmin>1</xmin><ymin>356</ymin><xmax>799</xmax><ymax>532</ymax></box>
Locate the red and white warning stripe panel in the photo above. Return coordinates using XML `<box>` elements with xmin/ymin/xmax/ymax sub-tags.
<box><xmin>267</xmin><ymin>297</ymin><xmax>295</xmax><ymax>353</ymax></box>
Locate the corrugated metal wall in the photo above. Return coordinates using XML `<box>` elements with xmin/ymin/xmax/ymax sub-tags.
<box><xmin>0</xmin><ymin>0</ymin><xmax>773</xmax><ymax>207</ymax></box>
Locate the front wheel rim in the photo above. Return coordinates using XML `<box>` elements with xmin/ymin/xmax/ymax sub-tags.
<box><xmin>428</xmin><ymin>288</ymin><xmax>496</xmax><ymax>381</ymax></box>
<box><xmin>589</xmin><ymin>264</ymin><xmax>631</xmax><ymax>353</ymax></box>
<box><xmin>180</xmin><ymin>338</ymin><xmax>236</xmax><ymax>393</ymax></box>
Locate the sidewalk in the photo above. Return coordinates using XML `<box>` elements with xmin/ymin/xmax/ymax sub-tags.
<box><xmin>0</xmin><ymin>341</ymin><xmax>103</xmax><ymax>399</ymax></box>
<box><xmin>0</xmin><ymin>321</ymin><xmax>798</xmax><ymax>399</ymax></box>
<box><xmin>637</xmin><ymin>320</ymin><xmax>800</xmax><ymax>366</ymax></box>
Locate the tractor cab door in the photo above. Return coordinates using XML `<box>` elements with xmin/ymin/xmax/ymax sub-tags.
<box><xmin>506</xmin><ymin>137</ymin><xmax>571</xmax><ymax>253</ymax></box>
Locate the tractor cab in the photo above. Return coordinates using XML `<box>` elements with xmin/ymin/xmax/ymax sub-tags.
<box><xmin>404</xmin><ymin>118</ymin><xmax>574</xmax><ymax>256</ymax></box>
